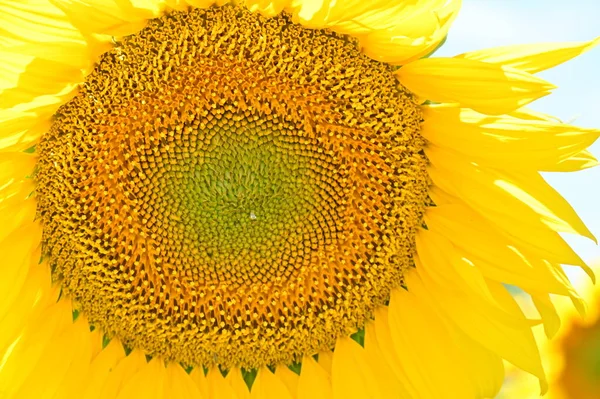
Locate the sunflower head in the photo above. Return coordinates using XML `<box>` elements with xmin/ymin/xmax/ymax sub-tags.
<box><xmin>0</xmin><ymin>0</ymin><xmax>599</xmax><ymax>398</ymax></box>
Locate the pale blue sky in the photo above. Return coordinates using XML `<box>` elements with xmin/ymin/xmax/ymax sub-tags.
<box><xmin>434</xmin><ymin>0</ymin><xmax>600</xmax><ymax>266</ymax></box>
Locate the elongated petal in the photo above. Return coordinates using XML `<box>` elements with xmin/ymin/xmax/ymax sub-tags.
<box><xmin>163</xmin><ymin>363</ymin><xmax>203</xmax><ymax>399</ymax></box>
<box><xmin>397</xmin><ymin>58</ymin><xmax>555</xmax><ymax>114</ymax></box>
<box><xmin>331</xmin><ymin>337</ymin><xmax>382</xmax><ymax>399</ymax></box>
<box><xmin>251</xmin><ymin>367</ymin><xmax>293</xmax><ymax>399</ymax></box>
<box><xmin>545</xmin><ymin>150</ymin><xmax>599</xmax><ymax>172</ymax></box>
<box><xmin>421</xmin><ymin>105</ymin><xmax>600</xmax><ymax>170</ymax></box>
<box><xmin>457</xmin><ymin>37</ymin><xmax>600</xmax><ymax>74</ymax></box>
<box><xmin>51</xmin><ymin>0</ymin><xmax>161</xmax><ymax>37</ymax></box>
<box><xmin>298</xmin><ymin>356</ymin><xmax>333</xmax><ymax>399</ymax></box>
<box><xmin>291</xmin><ymin>0</ymin><xmax>459</xmax><ymax>65</ymax></box>
<box><xmin>426</xmin><ymin>146</ymin><xmax>595</xmax><ymax>271</ymax></box>
<box><xmin>0</xmin><ymin>299</ymin><xmax>73</xmax><ymax>397</ymax></box>
<box><xmin>275</xmin><ymin>366</ymin><xmax>299</xmax><ymax>398</ymax></box>
<box><xmin>387</xmin><ymin>284</ymin><xmax>476</xmax><ymax>398</ymax></box>
<box><xmin>97</xmin><ymin>350</ymin><xmax>147</xmax><ymax>397</ymax></box>
<box><xmin>115</xmin><ymin>357</ymin><xmax>165</xmax><ymax>399</ymax></box>
<box><xmin>0</xmin><ymin>0</ymin><xmax>84</xmax><ymax>45</ymax></box>
<box><xmin>81</xmin><ymin>339</ymin><xmax>127</xmax><ymax>399</ymax></box>
<box><xmin>424</xmin><ymin>200</ymin><xmax>583</xmax><ymax>297</ymax></box>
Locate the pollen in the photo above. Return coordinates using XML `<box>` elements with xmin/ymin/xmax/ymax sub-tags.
<box><xmin>35</xmin><ymin>5</ymin><xmax>428</xmax><ymax>369</ymax></box>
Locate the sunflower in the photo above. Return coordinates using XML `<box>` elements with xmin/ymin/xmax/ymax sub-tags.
<box><xmin>498</xmin><ymin>262</ymin><xmax>600</xmax><ymax>398</ymax></box>
<box><xmin>1</xmin><ymin>0</ymin><xmax>599</xmax><ymax>398</ymax></box>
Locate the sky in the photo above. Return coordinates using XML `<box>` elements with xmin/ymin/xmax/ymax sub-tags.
<box><xmin>433</xmin><ymin>0</ymin><xmax>600</xmax><ymax>270</ymax></box>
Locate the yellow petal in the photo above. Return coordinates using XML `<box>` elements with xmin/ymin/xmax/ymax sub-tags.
<box><xmin>18</xmin><ymin>315</ymin><xmax>93</xmax><ymax>399</ymax></box>
<box><xmin>530</xmin><ymin>292</ymin><xmax>561</xmax><ymax>339</ymax></box>
<box><xmin>52</xmin><ymin>0</ymin><xmax>161</xmax><ymax>37</ymax></box>
<box><xmin>97</xmin><ymin>349</ymin><xmax>147</xmax><ymax>398</ymax></box>
<box><xmin>244</xmin><ymin>0</ymin><xmax>288</xmax><ymax>17</ymax></box>
<box><xmin>421</xmin><ymin>105</ymin><xmax>600</xmax><ymax>171</ymax></box>
<box><xmin>206</xmin><ymin>368</ymin><xmax>239</xmax><ymax>399</ymax></box>
<box><xmin>424</xmin><ymin>200</ymin><xmax>580</xmax><ymax>296</ymax></box>
<box><xmin>448</xmin><ymin>328</ymin><xmax>505</xmax><ymax>399</ymax></box>
<box><xmin>275</xmin><ymin>366</ymin><xmax>299</xmax><ymax>398</ymax></box>
<box><xmin>397</xmin><ymin>57</ymin><xmax>555</xmax><ymax>115</ymax></box>
<box><xmin>190</xmin><ymin>368</ymin><xmax>210</xmax><ymax>399</ymax></box>
<box><xmin>115</xmin><ymin>357</ymin><xmax>165</xmax><ymax>399</ymax></box>
<box><xmin>0</xmin><ymin>106</ymin><xmax>53</xmax><ymax>151</ymax></box>
<box><xmin>251</xmin><ymin>367</ymin><xmax>293</xmax><ymax>399</ymax></box>
<box><xmin>163</xmin><ymin>363</ymin><xmax>203</xmax><ymax>399</ymax></box>
<box><xmin>415</xmin><ymin>229</ymin><xmax>528</xmax><ymax>327</ymax></box>
<box><xmin>0</xmin><ymin>299</ymin><xmax>73</xmax><ymax>397</ymax></box>
<box><xmin>387</xmin><ymin>283</ymin><xmax>476</xmax><ymax>398</ymax></box>
<box><xmin>317</xmin><ymin>350</ymin><xmax>333</xmax><ymax>375</ymax></box>
<box><xmin>457</xmin><ymin>37</ymin><xmax>600</xmax><ymax>74</ymax></box>
<box><xmin>298</xmin><ymin>356</ymin><xmax>332</xmax><ymax>399</ymax></box>
<box><xmin>291</xmin><ymin>0</ymin><xmax>459</xmax><ymax>65</ymax></box>
<box><xmin>0</xmin><ymin>262</ymin><xmax>54</xmax><ymax>354</ymax></box>
<box><xmin>226</xmin><ymin>369</ymin><xmax>251</xmax><ymax>399</ymax></box>
<box><xmin>0</xmin><ymin>0</ymin><xmax>85</xmax><ymax>45</ymax></box>
<box><xmin>0</xmin><ymin>222</ymin><xmax>42</xmax><ymax>314</ymax></box>
<box><xmin>0</xmin><ymin>151</ymin><xmax>36</xmax><ymax>187</ymax></box>
<box><xmin>545</xmin><ymin>149</ymin><xmax>599</xmax><ymax>172</ymax></box>
<box><xmin>426</xmin><ymin>146</ymin><xmax>595</xmax><ymax>270</ymax></box>
<box><xmin>331</xmin><ymin>336</ymin><xmax>382</xmax><ymax>399</ymax></box>
<box><xmin>359</xmin><ymin>0</ymin><xmax>460</xmax><ymax>64</ymax></box>
<box><xmin>81</xmin><ymin>339</ymin><xmax>127</xmax><ymax>399</ymax></box>
<box><xmin>363</xmin><ymin>320</ymin><xmax>410</xmax><ymax>398</ymax></box>
<box><xmin>0</xmin><ymin>55</ymin><xmax>81</xmax><ymax>109</ymax></box>
<box><xmin>409</xmin><ymin>271</ymin><xmax>548</xmax><ymax>394</ymax></box>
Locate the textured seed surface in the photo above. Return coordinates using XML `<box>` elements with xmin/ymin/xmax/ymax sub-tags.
<box><xmin>36</xmin><ymin>5</ymin><xmax>428</xmax><ymax>369</ymax></box>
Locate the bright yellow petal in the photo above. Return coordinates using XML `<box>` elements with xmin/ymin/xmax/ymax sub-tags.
<box><xmin>545</xmin><ymin>149</ymin><xmax>599</xmax><ymax>172</ymax></box>
<box><xmin>297</xmin><ymin>356</ymin><xmax>332</xmax><ymax>399</ymax></box>
<box><xmin>163</xmin><ymin>363</ymin><xmax>203</xmax><ymax>399</ymax></box>
<box><xmin>424</xmin><ymin>200</ymin><xmax>582</xmax><ymax>297</ymax></box>
<box><xmin>0</xmin><ymin>299</ymin><xmax>73</xmax><ymax>397</ymax></box>
<box><xmin>530</xmin><ymin>292</ymin><xmax>561</xmax><ymax>339</ymax></box>
<box><xmin>206</xmin><ymin>368</ymin><xmax>239</xmax><ymax>399</ymax></box>
<box><xmin>244</xmin><ymin>0</ymin><xmax>288</xmax><ymax>17</ymax></box>
<box><xmin>387</xmin><ymin>282</ymin><xmax>476</xmax><ymax>398</ymax></box>
<box><xmin>226</xmin><ymin>370</ymin><xmax>251</xmax><ymax>399</ymax></box>
<box><xmin>0</xmin><ymin>0</ymin><xmax>85</xmax><ymax>45</ymax></box>
<box><xmin>275</xmin><ymin>366</ymin><xmax>299</xmax><ymax>398</ymax></box>
<box><xmin>426</xmin><ymin>146</ymin><xmax>595</xmax><ymax>271</ymax></box>
<box><xmin>51</xmin><ymin>0</ymin><xmax>161</xmax><ymax>37</ymax></box>
<box><xmin>397</xmin><ymin>57</ymin><xmax>555</xmax><ymax>115</ymax></box>
<box><xmin>412</xmin><ymin>252</ymin><xmax>546</xmax><ymax>390</ymax></box>
<box><xmin>97</xmin><ymin>349</ymin><xmax>147</xmax><ymax>398</ymax></box>
<box><xmin>457</xmin><ymin>37</ymin><xmax>600</xmax><ymax>74</ymax></box>
<box><xmin>17</xmin><ymin>315</ymin><xmax>93</xmax><ymax>399</ymax></box>
<box><xmin>0</xmin><ymin>105</ymin><xmax>54</xmax><ymax>151</ymax></box>
<box><xmin>363</xmin><ymin>321</ymin><xmax>410</xmax><ymax>398</ymax></box>
<box><xmin>421</xmin><ymin>105</ymin><xmax>600</xmax><ymax>171</ymax></box>
<box><xmin>251</xmin><ymin>367</ymin><xmax>293</xmax><ymax>399</ymax></box>
<box><xmin>115</xmin><ymin>357</ymin><xmax>165</xmax><ymax>399</ymax></box>
<box><xmin>0</xmin><ymin>262</ymin><xmax>55</xmax><ymax>355</ymax></box>
<box><xmin>81</xmin><ymin>338</ymin><xmax>127</xmax><ymax>399</ymax></box>
<box><xmin>291</xmin><ymin>0</ymin><xmax>460</xmax><ymax>65</ymax></box>
<box><xmin>331</xmin><ymin>336</ymin><xmax>382</xmax><ymax>399</ymax></box>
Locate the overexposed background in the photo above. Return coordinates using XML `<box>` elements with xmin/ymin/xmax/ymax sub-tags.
<box><xmin>435</xmin><ymin>0</ymin><xmax>600</xmax><ymax>273</ymax></box>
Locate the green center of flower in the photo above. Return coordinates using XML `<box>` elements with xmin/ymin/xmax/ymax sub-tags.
<box><xmin>35</xmin><ymin>5</ymin><xmax>428</xmax><ymax>369</ymax></box>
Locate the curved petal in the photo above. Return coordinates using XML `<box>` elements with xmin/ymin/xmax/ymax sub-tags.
<box><xmin>456</xmin><ymin>37</ymin><xmax>600</xmax><ymax>74</ymax></box>
<box><xmin>421</xmin><ymin>104</ymin><xmax>600</xmax><ymax>171</ymax></box>
<box><xmin>397</xmin><ymin>57</ymin><xmax>555</xmax><ymax>115</ymax></box>
<box><xmin>251</xmin><ymin>367</ymin><xmax>294</xmax><ymax>399</ymax></box>
<box><xmin>298</xmin><ymin>356</ymin><xmax>332</xmax><ymax>399</ymax></box>
<box><xmin>331</xmin><ymin>336</ymin><xmax>382</xmax><ymax>399</ymax></box>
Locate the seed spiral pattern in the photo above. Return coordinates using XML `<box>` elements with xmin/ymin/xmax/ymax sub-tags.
<box><xmin>36</xmin><ymin>5</ymin><xmax>428</xmax><ymax>368</ymax></box>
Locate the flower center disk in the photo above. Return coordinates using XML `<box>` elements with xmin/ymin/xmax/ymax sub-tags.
<box><xmin>35</xmin><ymin>5</ymin><xmax>428</xmax><ymax>369</ymax></box>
